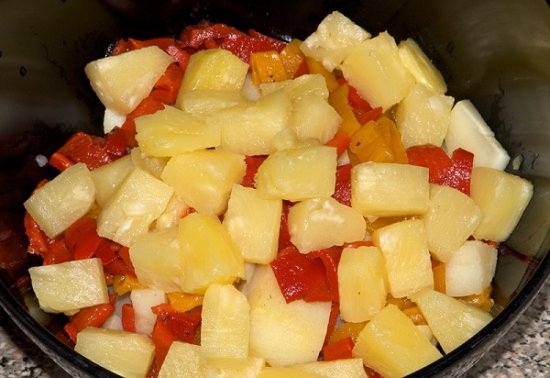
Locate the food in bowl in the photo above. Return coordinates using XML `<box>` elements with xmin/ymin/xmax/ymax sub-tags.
<box><xmin>21</xmin><ymin>11</ymin><xmax>533</xmax><ymax>377</ymax></box>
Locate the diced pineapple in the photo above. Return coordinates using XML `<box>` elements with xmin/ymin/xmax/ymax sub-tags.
<box><xmin>130</xmin><ymin>147</ymin><xmax>168</xmax><ymax>178</ymax></box>
<box><xmin>97</xmin><ymin>167</ymin><xmax>174</xmax><ymax>247</ymax></box>
<box><xmin>202</xmin><ymin>357</ymin><xmax>265</xmax><ymax>378</ymax></box>
<box><xmin>75</xmin><ymin>326</ymin><xmax>155</xmax><ymax>377</ymax></box>
<box><xmin>255</xmin><ymin>145</ymin><xmax>337</xmax><ymax>202</ymax></box>
<box><xmin>90</xmin><ymin>155</ymin><xmax>134</xmax><ymax>207</ymax></box>
<box><xmin>444</xmin><ymin>100</ymin><xmax>510</xmax><ymax>170</ymax></box>
<box><xmin>158</xmin><ymin>341</ymin><xmax>201</xmax><ymax>378</ymax></box>
<box><xmin>290</xmin><ymin>95</ymin><xmax>342</xmax><ymax>144</ymax></box>
<box><xmin>338</xmin><ymin>246</ymin><xmax>387</xmax><ymax>322</ymax></box>
<box><xmin>411</xmin><ymin>288</ymin><xmax>493</xmax><ymax>353</ymax></box>
<box><xmin>130</xmin><ymin>288</ymin><xmax>166</xmax><ymax>335</ymax></box>
<box><xmin>85</xmin><ymin>46</ymin><xmax>174</xmax><ymax>115</ymax></box>
<box><xmin>352</xmin><ymin>304</ymin><xmax>442</xmax><ymax>378</ymax></box>
<box><xmin>179</xmin><ymin>213</ymin><xmax>245</xmax><ymax>294</ymax></box>
<box><xmin>288</xmin><ymin>197</ymin><xmax>366</xmax><ymax>253</ymax></box>
<box><xmin>259</xmin><ymin>74</ymin><xmax>329</xmax><ymax>102</ymax></box>
<box><xmin>398</xmin><ymin>38</ymin><xmax>447</xmax><ymax>95</ymax></box>
<box><xmin>351</xmin><ymin>162</ymin><xmax>430</xmax><ymax>217</ymax></box>
<box><xmin>223</xmin><ymin>184</ymin><xmax>282</xmax><ymax>264</ymax></box>
<box><xmin>245</xmin><ymin>265</ymin><xmax>331</xmax><ymax>367</ymax></box>
<box><xmin>470</xmin><ymin>167</ymin><xmax>533</xmax><ymax>241</ymax></box>
<box><xmin>292</xmin><ymin>358</ymin><xmax>368</xmax><ymax>378</ymax></box>
<box><xmin>178</xmin><ymin>48</ymin><xmax>249</xmax><ymax>93</ymax></box>
<box><xmin>29</xmin><ymin>258</ymin><xmax>108</xmax><ymax>314</ymax></box>
<box><xmin>161</xmin><ymin>149</ymin><xmax>246</xmax><ymax>216</ymax></box>
<box><xmin>135</xmin><ymin>105</ymin><xmax>221</xmax><ymax>157</ymax></box>
<box><xmin>201</xmin><ymin>283</ymin><xmax>250</xmax><ymax>359</ymax></box>
<box><xmin>258</xmin><ymin>367</ymin><xmax>323</xmax><ymax>378</ymax></box>
<box><xmin>130</xmin><ymin>227</ymin><xmax>182</xmax><ymax>292</ymax></box>
<box><xmin>300</xmin><ymin>11</ymin><xmax>371</xmax><ymax>71</ymax></box>
<box><xmin>341</xmin><ymin>31</ymin><xmax>415</xmax><ymax>111</ymax></box>
<box><xmin>176</xmin><ymin>89</ymin><xmax>249</xmax><ymax>114</ymax></box>
<box><xmin>24</xmin><ymin>162</ymin><xmax>96</xmax><ymax>238</ymax></box>
<box><xmin>372</xmin><ymin>219</ymin><xmax>434</xmax><ymax>298</ymax></box>
<box><xmin>395</xmin><ymin>83</ymin><xmax>454</xmax><ymax>148</ymax></box>
<box><xmin>214</xmin><ymin>90</ymin><xmax>292</xmax><ymax>156</ymax></box>
<box><xmin>422</xmin><ymin>184</ymin><xmax>482</xmax><ymax>263</ymax></box>
<box><xmin>445</xmin><ymin>240</ymin><xmax>498</xmax><ymax>297</ymax></box>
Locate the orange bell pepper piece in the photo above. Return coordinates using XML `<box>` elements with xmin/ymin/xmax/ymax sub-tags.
<box><xmin>167</xmin><ymin>292</ymin><xmax>204</xmax><ymax>313</ymax></box>
<box><xmin>305</xmin><ymin>56</ymin><xmax>339</xmax><ymax>91</ymax></box>
<box><xmin>279</xmin><ymin>39</ymin><xmax>308</xmax><ymax>79</ymax></box>
<box><xmin>250</xmin><ymin>50</ymin><xmax>288</xmax><ymax>84</ymax></box>
<box><xmin>329</xmin><ymin>84</ymin><xmax>362</xmax><ymax>137</ymax></box>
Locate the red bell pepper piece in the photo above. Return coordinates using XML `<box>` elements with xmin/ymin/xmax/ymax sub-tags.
<box><xmin>49</xmin><ymin>132</ymin><xmax>115</xmax><ymax>171</ymax></box>
<box><xmin>445</xmin><ymin>148</ymin><xmax>474</xmax><ymax>195</ymax></box>
<box><xmin>119</xmin><ymin>96</ymin><xmax>165</xmax><ymax>147</ymax></box>
<box><xmin>270</xmin><ymin>245</ymin><xmax>331</xmax><ymax>303</ymax></box>
<box><xmin>326</xmin><ymin>130</ymin><xmax>351</xmax><ymax>157</ymax></box>
<box><xmin>278</xmin><ymin>201</ymin><xmax>293</xmax><ymax>250</ymax></box>
<box><xmin>306</xmin><ymin>246</ymin><xmax>342</xmax><ymax>303</ymax></box>
<box><xmin>333</xmin><ymin>163</ymin><xmax>352</xmax><ymax>206</ymax></box>
<box><xmin>64</xmin><ymin>216</ymin><xmax>102</xmax><ymax>260</ymax></box>
<box><xmin>152</xmin><ymin>304</ymin><xmax>202</xmax><ymax>344</ymax></box>
<box><xmin>121</xmin><ymin>303</ymin><xmax>136</xmax><ymax>332</ymax></box>
<box><xmin>64</xmin><ymin>298</ymin><xmax>115</xmax><ymax>343</ymax></box>
<box><xmin>105</xmin><ymin>126</ymin><xmax>129</xmax><ymax>157</ymax></box>
<box><xmin>151</xmin><ymin>316</ymin><xmax>176</xmax><ymax>369</ymax></box>
<box><xmin>322</xmin><ymin>336</ymin><xmax>355</xmax><ymax>361</ymax></box>
<box><xmin>242</xmin><ymin>155</ymin><xmax>268</xmax><ymax>188</ymax></box>
<box><xmin>150</xmin><ymin>63</ymin><xmax>185</xmax><ymax>104</ymax></box>
<box><xmin>24</xmin><ymin>212</ymin><xmax>50</xmax><ymax>256</ymax></box>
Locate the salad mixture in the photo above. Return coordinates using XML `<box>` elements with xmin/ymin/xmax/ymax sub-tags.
<box><xmin>23</xmin><ymin>11</ymin><xmax>533</xmax><ymax>378</ymax></box>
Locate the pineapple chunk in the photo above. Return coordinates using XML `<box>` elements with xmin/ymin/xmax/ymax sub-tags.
<box><xmin>352</xmin><ymin>304</ymin><xmax>442</xmax><ymax>378</ymax></box>
<box><xmin>178</xmin><ymin>213</ymin><xmax>245</xmax><ymax>294</ymax></box>
<box><xmin>130</xmin><ymin>147</ymin><xmax>168</xmax><ymax>178</ymax></box>
<box><xmin>444</xmin><ymin>100</ymin><xmax>510</xmax><ymax>170</ymax></box>
<box><xmin>423</xmin><ymin>184</ymin><xmax>482</xmax><ymax>263</ymax></box>
<box><xmin>158</xmin><ymin>341</ymin><xmax>201</xmax><ymax>378</ymax></box>
<box><xmin>470</xmin><ymin>167</ymin><xmax>533</xmax><ymax>241</ymax></box>
<box><xmin>341</xmin><ymin>31</ymin><xmax>414</xmax><ymax>111</ymax></box>
<box><xmin>411</xmin><ymin>288</ymin><xmax>493</xmax><ymax>353</ymax></box>
<box><xmin>201</xmin><ymin>283</ymin><xmax>250</xmax><ymax>359</ymax></box>
<box><xmin>259</xmin><ymin>74</ymin><xmax>329</xmax><ymax>101</ymax></box>
<box><xmin>398</xmin><ymin>38</ymin><xmax>447</xmax><ymax>95</ymax></box>
<box><xmin>338</xmin><ymin>246</ymin><xmax>387</xmax><ymax>322</ymax></box>
<box><xmin>178</xmin><ymin>48</ymin><xmax>249</xmax><ymax>93</ymax></box>
<box><xmin>202</xmin><ymin>357</ymin><xmax>265</xmax><ymax>378</ymax></box>
<box><xmin>255</xmin><ymin>145</ymin><xmax>337</xmax><ymax>202</ymax></box>
<box><xmin>135</xmin><ymin>105</ymin><xmax>221</xmax><ymax>157</ymax></box>
<box><xmin>161</xmin><ymin>149</ymin><xmax>246</xmax><ymax>216</ymax></box>
<box><xmin>292</xmin><ymin>358</ymin><xmax>368</xmax><ymax>378</ymax></box>
<box><xmin>300</xmin><ymin>11</ymin><xmax>371</xmax><ymax>71</ymax></box>
<box><xmin>288</xmin><ymin>197</ymin><xmax>366</xmax><ymax>254</ymax></box>
<box><xmin>395</xmin><ymin>83</ymin><xmax>454</xmax><ymax>148</ymax></box>
<box><xmin>259</xmin><ymin>367</ymin><xmax>323</xmax><ymax>378</ymax></box>
<box><xmin>75</xmin><ymin>327</ymin><xmax>155</xmax><ymax>377</ymax></box>
<box><xmin>130</xmin><ymin>288</ymin><xmax>166</xmax><ymax>335</ymax></box>
<box><xmin>351</xmin><ymin>162</ymin><xmax>429</xmax><ymax>217</ymax></box>
<box><xmin>445</xmin><ymin>240</ymin><xmax>498</xmax><ymax>297</ymax></box>
<box><xmin>154</xmin><ymin>194</ymin><xmax>190</xmax><ymax>230</ymax></box>
<box><xmin>130</xmin><ymin>227</ymin><xmax>182</xmax><ymax>292</ymax></box>
<box><xmin>29</xmin><ymin>258</ymin><xmax>108</xmax><ymax>314</ymax></box>
<box><xmin>85</xmin><ymin>45</ymin><xmax>174</xmax><ymax>115</ymax></box>
<box><xmin>223</xmin><ymin>184</ymin><xmax>282</xmax><ymax>264</ymax></box>
<box><xmin>245</xmin><ymin>265</ymin><xmax>331</xmax><ymax>367</ymax></box>
<box><xmin>90</xmin><ymin>155</ymin><xmax>134</xmax><ymax>207</ymax></box>
<box><xmin>103</xmin><ymin>107</ymin><xmax>126</xmax><ymax>134</ymax></box>
<box><xmin>97</xmin><ymin>167</ymin><xmax>174</xmax><ymax>247</ymax></box>
<box><xmin>24</xmin><ymin>162</ymin><xmax>96</xmax><ymax>238</ymax></box>
<box><xmin>177</xmin><ymin>89</ymin><xmax>248</xmax><ymax>114</ymax></box>
<box><xmin>290</xmin><ymin>95</ymin><xmax>341</xmax><ymax>144</ymax></box>
<box><xmin>372</xmin><ymin>219</ymin><xmax>434</xmax><ymax>298</ymax></box>
<box><xmin>215</xmin><ymin>90</ymin><xmax>292</xmax><ymax>156</ymax></box>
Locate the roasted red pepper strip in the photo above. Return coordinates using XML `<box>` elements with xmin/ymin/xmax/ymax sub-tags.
<box><xmin>119</xmin><ymin>96</ymin><xmax>165</xmax><ymax>147</ymax></box>
<box><xmin>270</xmin><ymin>245</ymin><xmax>331</xmax><ymax>303</ymax></box>
<box><xmin>326</xmin><ymin>130</ymin><xmax>351</xmax><ymax>157</ymax></box>
<box><xmin>64</xmin><ymin>216</ymin><xmax>102</xmax><ymax>260</ymax></box>
<box><xmin>278</xmin><ymin>201</ymin><xmax>293</xmax><ymax>250</ymax></box>
<box><xmin>322</xmin><ymin>336</ymin><xmax>355</xmax><ymax>361</ymax></box>
<box><xmin>152</xmin><ymin>304</ymin><xmax>202</xmax><ymax>344</ymax></box>
<box><xmin>151</xmin><ymin>316</ymin><xmax>176</xmax><ymax>369</ymax></box>
<box><xmin>242</xmin><ymin>155</ymin><xmax>268</xmax><ymax>188</ymax></box>
<box><xmin>150</xmin><ymin>63</ymin><xmax>185</xmax><ymax>104</ymax></box>
<box><xmin>121</xmin><ymin>303</ymin><xmax>136</xmax><ymax>332</ymax></box>
<box><xmin>333</xmin><ymin>163</ymin><xmax>352</xmax><ymax>206</ymax></box>
<box><xmin>49</xmin><ymin>132</ymin><xmax>115</xmax><ymax>171</ymax></box>
<box><xmin>406</xmin><ymin>144</ymin><xmax>474</xmax><ymax>195</ymax></box>
<box><xmin>64</xmin><ymin>297</ymin><xmax>115</xmax><ymax>343</ymax></box>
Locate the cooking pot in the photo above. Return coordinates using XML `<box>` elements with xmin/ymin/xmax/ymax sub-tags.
<box><xmin>1</xmin><ymin>0</ymin><xmax>549</xmax><ymax>377</ymax></box>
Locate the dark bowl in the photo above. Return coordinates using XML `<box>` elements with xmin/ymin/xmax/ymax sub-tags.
<box><xmin>1</xmin><ymin>0</ymin><xmax>549</xmax><ymax>377</ymax></box>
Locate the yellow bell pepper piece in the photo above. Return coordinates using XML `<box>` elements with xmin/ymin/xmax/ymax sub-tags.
<box><xmin>458</xmin><ymin>285</ymin><xmax>494</xmax><ymax>312</ymax></box>
<box><xmin>250</xmin><ymin>50</ymin><xmax>288</xmax><ymax>84</ymax></box>
<box><xmin>349</xmin><ymin>116</ymin><xmax>408</xmax><ymax>164</ymax></box>
<box><xmin>167</xmin><ymin>291</ymin><xmax>204</xmax><ymax>313</ymax></box>
<box><xmin>112</xmin><ymin>274</ymin><xmax>145</xmax><ymax>296</ymax></box>
<box><xmin>305</xmin><ymin>56</ymin><xmax>339</xmax><ymax>91</ymax></box>
<box><xmin>279</xmin><ymin>39</ymin><xmax>306</xmax><ymax>79</ymax></box>
<box><xmin>328</xmin><ymin>84</ymin><xmax>362</xmax><ymax>137</ymax></box>
<box><xmin>328</xmin><ymin>320</ymin><xmax>368</xmax><ymax>344</ymax></box>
